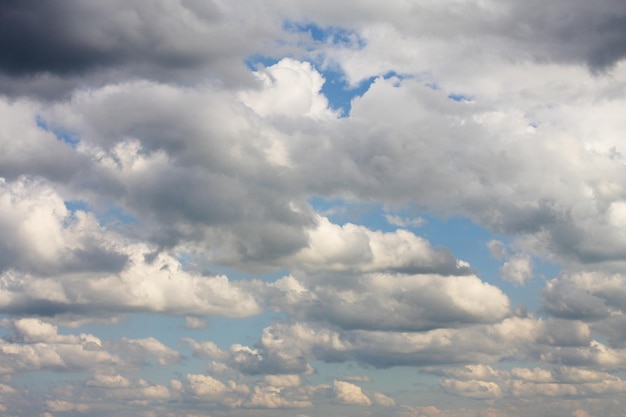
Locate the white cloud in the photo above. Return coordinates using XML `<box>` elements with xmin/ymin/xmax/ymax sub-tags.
<box><xmin>371</xmin><ymin>391</ymin><xmax>396</xmax><ymax>406</ymax></box>
<box><xmin>184</xmin><ymin>317</ymin><xmax>207</xmax><ymax>330</ymax></box>
<box><xmin>86</xmin><ymin>374</ymin><xmax>131</xmax><ymax>388</ymax></box>
<box><xmin>185</xmin><ymin>374</ymin><xmax>248</xmax><ymax>408</ymax></box>
<box><xmin>245</xmin><ymin>385</ymin><xmax>312</xmax><ymax>408</ymax></box>
<box><xmin>487</xmin><ymin>240</ymin><xmax>507</xmax><ymax>259</ymax></box>
<box><xmin>290</xmin><ymin>215</ymin><xmax>467</xmax><ymax>274</ymax></box>
<box><xmin>385</xmin><ymin>214</ymin><xmax>426</xmax><ymax>228</ymax></box>
<box><xmin>46</xmin><ymin>400</ymin><xmax>90</xmax><ymax>413</ymax></box>
<box><xmin>0</xmin><ymin>317</ymin><xmax>121</xmax><ymax>374</ymax></box>
<box><xmin>262</xmin><ymin>374</ymin><xmax>302</xmax><ymax>387</ymax></box>
<box><xmin>267</xmin><ymin>271</ymin><xmax>511</xmax><ymax>331</ymax></box>
<box><xmin>3</xmin><ymin>1</ymin><xmax>626</xmax><ymax>416</ymax></box>
<box><xmin>118</xmin><ymin>337</ymin><xmax>181</xmax><ymax>365</ymax></box>
<box><xmin>239</xmin><ymin>58</ymin><xmax>337</xmax><ymax>119</ymax></box>
<box><xmin>440</xmin><ymin>379</ymin><xmax>503</xmax><ymax>399</ymax></box>
<box><xmin>499</xmin><ymin>253</ymin><xmax>533</xmax><ymax>285</ymax></box>
<box><xmin>332</xmin><ymin>380</ymin><xmax>371</xmax><ymax>406</ymax></box>
<box><xmin>0</xmin><ymin>177</ymin><xmax>262</xmax><ymax>318</ymax></box>
<box><xmin>186</xmin><ymin>374</ymin><xmax>229</xmax><ymax>398</ymax></box>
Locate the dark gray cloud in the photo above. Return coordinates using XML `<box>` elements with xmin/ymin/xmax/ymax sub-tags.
<box><xmin>0</xmin><ymin>0</ymin><xmax>128</xmax><ymax>76</ymax></box>
<box><xmin>0</xmin><ymin>0</ymin><xmax>277</xmax><ymax>98</ymax></box>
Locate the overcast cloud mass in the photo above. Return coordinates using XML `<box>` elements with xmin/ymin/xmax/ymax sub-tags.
<box><xmin>1</xmin><ymin>0</ymin><xmax>626</xmax><ymax>416</ymax></box>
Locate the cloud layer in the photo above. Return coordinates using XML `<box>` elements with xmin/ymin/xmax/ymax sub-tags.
<box><xmin>1</xmin><ymin>1</ymin><xmax>626</xmax><ymax>416</ymax></box>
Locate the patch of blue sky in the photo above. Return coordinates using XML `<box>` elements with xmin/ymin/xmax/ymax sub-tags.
<box><xmin>68</xmin><ymin>313</ymin><xmax>181</xmax><ymax>346</ymax></box>
<box><xmin>243</xmin><ymin>54</ymin><xmax>280</xmax><ymax>71</ymax></box>
<box><xmin>447</xmin><ymin>93</ymin><xmax>474</xmax><ymax>102</ymax></box>
<box><xmin>13</xmin><ymin>370</ymin><xmax>85</xmax><ymax>395</ymax></box>
<box><xmin>74</xmin><ymin>311</ymin><xmax>284</xmax><ymax>356</ymax></box>
<box><xmin>35</xmin><ymin>115</ymin><xmax>80</xmax><ymax>148</ymax></box>
<box><xmin>96</xmin><ymin>204</ymin><xmax>138</xmax><ymax>226</ymax></box>
<box><xmin>321</xmin><ymin>69</ymin><xmax>376</xmax><ymax>117</ymax></box>
<box><xmin>321</xmin><ymin>70</ymin><xmax>414</xmax><ymax>116</ymax></box>
<box><xmin>282</xmin><ymin>21</ymin><xmax>366</xmax><ymax>49</ymax></box>
<box><xmin>64</xmin><ymin>199</ymin><xmax>137</xmax><ymax>227</ymax></box>
<box><xmin>64</xmin><ymin>199</ymin><xmax>90</xmax><ymax>214</ymax></box>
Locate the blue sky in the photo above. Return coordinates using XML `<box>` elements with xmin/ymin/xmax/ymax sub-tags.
<box><xmin>1</xmin><ymin>1</ymin><xmax>626</xmax><ymax>417</ymax></box>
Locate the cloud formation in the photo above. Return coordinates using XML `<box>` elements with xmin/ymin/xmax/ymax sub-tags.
<box><xmin>1</xmin><ymin>0</ymin><xmax>626</xmax><ymax>416</ymax></box>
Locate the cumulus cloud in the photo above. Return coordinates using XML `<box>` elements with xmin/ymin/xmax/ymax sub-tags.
<box><xmin>116</xmin><ymin>337</ymin><xmax>182</xmax><ymax>366</ymax></box>
<box><xmin>288</xmin><ymin>215</ymin><xmax>469</xmax><ymax>274</ymax></box>
<box><xmin>499</xmin><ymin>253</ymin><xmax>533</xmax><ymax>285</ymax></box>
<box><xmin>0</xmin><ymin>177</ymin><xmax>261</xmax><ymax>318</ymax></box>
<box><xmin>542</xmin><ymin>272</ymin><xmax>626</xmax><ymax>321</ymax></box>
<box><xmin>332</xmin><ymin>380</ymin><xmax>371</xmax><ymax>406</ymax></box>
<box><xmin>3</xmin><ymin>0</ymin><xmax>626</xmax><ymax>416</ymax></box>
<box><xmin>245</xmin><ymin>385</ymin><xmax>312</xmax><ymax>408</ymax></box>
<box><xmin>266</xmin><ymin>271</ymin><xmax>511</xmax><ymax>331</ymax></box>
<box><xmin>440</xmin><ymin>379</ymin><xmax>503</xmax><ymax>399</ymax></box>
<box><xmin>0</xmin><ymin>317</ymin><xmax>121</xmax><ymax>375</ymax></box>
<box><xmin>239</xmin><ymin>58</ymin><xmax>336</xmax><ymax>119</ymax></box>
<box><xmin>188</xmin><ymin>316</ymin><xmax>580</xmax><ymax>374</ymax></box>
<box><xmin>433</xmin><ymin>363</ymin><xmax>626</xmax><ymax>402</ymax></box>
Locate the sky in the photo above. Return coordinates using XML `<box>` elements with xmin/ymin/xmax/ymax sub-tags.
<box><xmin>1</xmin><ymin>0</ymin><xmax>626</xmax><ymax>416</ymax></box>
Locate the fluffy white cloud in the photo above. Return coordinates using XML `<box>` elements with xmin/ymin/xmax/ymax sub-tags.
<box><xmin>86</xmin><ymin>374</ymin><xmax>131</xmax><ymax>388</ymax></box>
<box><xmin>499</xmin><ymin>253</ymin><xmax>533</xmax><ymax>285</ymax></box>
<box><xmin>0</xmin><ymin>177</ymin><xmax>261</xmax><ymax>318</ymax></box>
<box><xmin>245</xmin><ymin>385</ymin><xmax>312</xmax><ymax>408</ymax></box>
<box><xmin>289</xmin><ymin>215</ymin><xmax>468</xmax><ymax>274</ymax></box>
<box><xmin>434</xmin><ymin>363</ymin><xmax>626</xmax><ymax>401</ymax></box>
<box><xmin>186</xmin><ymin>374</ymin><xmax>231</xmax><ymax>399</ymax></box>
<box><xmin>117</xmin><ymin>337</ymin><xmax>181</xmax><ymax>365</ymax></box>
<box><xmin>371</xmin><ymin>391</ymin><xmax>396</xmax><ymax>406</ymax></box>
<box><xmin>440</xmin><ymin>379</ymin><xmax>503</xmax><ymax>399</ymax></box>
<box><xmin>332</xmin><ymin>380</ymin><xmax>371</xmax><ymax>406</ymax></box>
<box><xmin>0</xmin><ymin>317</ymin><xmax>121</xmax><ymax>374</ymax></box>
<box><xmin>266</xmin><ymin>270</ymin><xmax>510</xmax><ymax>331</ymax></box>
<box><xmin>184</xmin><ymin>317</ymin><xmax>206</xmax><ymax>330</ymax></box>
<box><xmin>239</xmin><ymin>58</ymin><xmax>336</xmax><ymax>119</ymax></box>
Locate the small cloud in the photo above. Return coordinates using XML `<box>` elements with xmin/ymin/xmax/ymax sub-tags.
<box><xmin>332</xmin><ymin>380</ymin><xmax>372</xmax><ymax>406</ymax></box>
<box><xmin>385</xmin><ymin>214</ymin><xmax>426</xmax><ymax>228</ymax></box>
<box><xmin>499</xmin><ymin>253</ymin><xmax>533</xmax><ymax>285</ymax></box>
<box><xmin>184</xmin><ymin>317</ymin><xmax>207</xmax><ymax>330</ymax></box>
<box><xmin>340</xmin><ymin>375</ymin><xmax>373</xmax><ymax>383</ymax></box>
<box><xmin>487</xmin><ymin>240</ymin><xmax>507</xmax><ymax>259</ymax></box>
<box><xmin>371</xmin><ymin>391</ymin><xmax>396</xmax><ymax>406</ymax></box>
